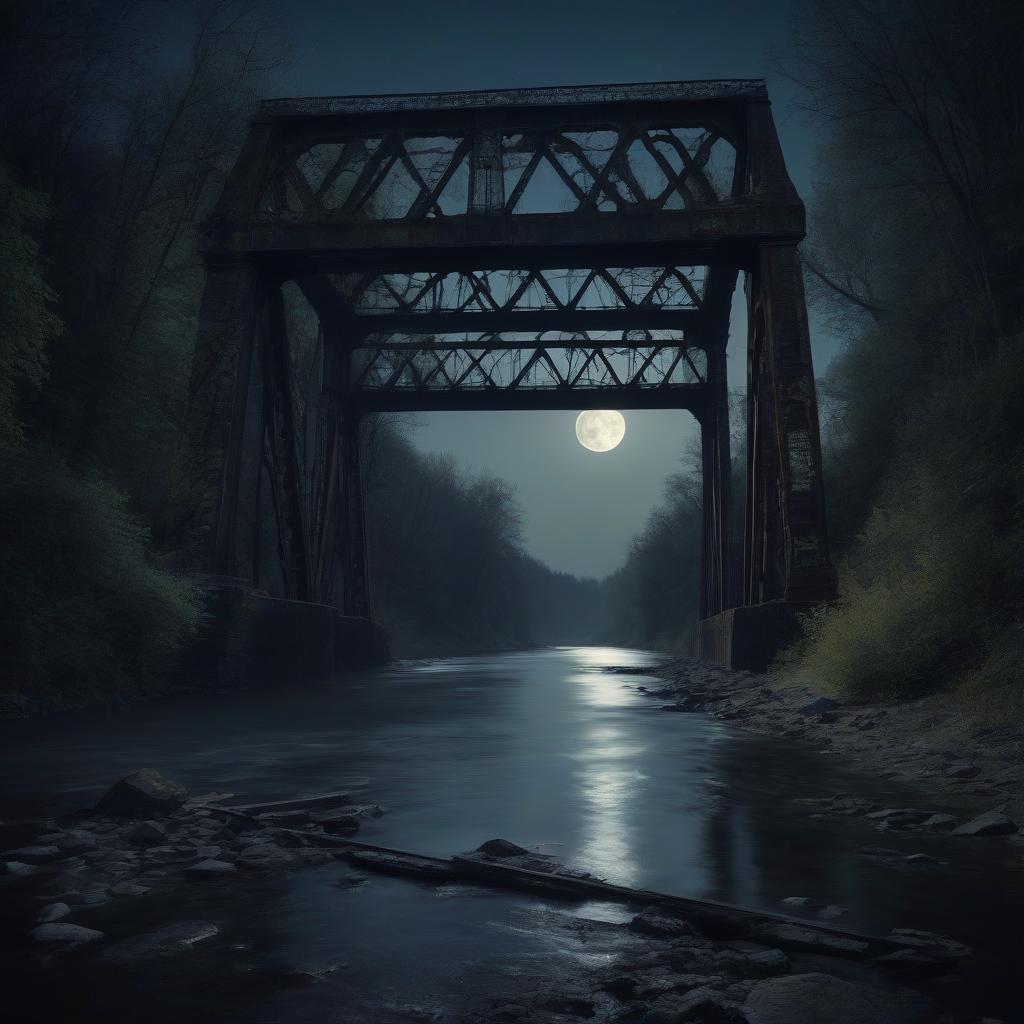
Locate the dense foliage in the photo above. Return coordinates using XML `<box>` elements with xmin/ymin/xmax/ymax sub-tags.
<box><xmin>779</xmin><ymin>0</ymin><xmax>1024</xmax><ymax>717</ymax></box>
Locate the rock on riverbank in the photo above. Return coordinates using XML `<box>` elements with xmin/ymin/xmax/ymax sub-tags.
<box><xmin>634</xmin><ymin>658</ymin><xmax>1024</xmax><ymax>860</ymax></box>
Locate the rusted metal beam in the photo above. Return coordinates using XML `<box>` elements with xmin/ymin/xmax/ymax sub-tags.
<box><xmin>259</xmin><ymin>80</ymin><xmax>769</xmax><ymax>119</ymax></box>
<box><xmin>341</xmin><ymin>308</ymin><xmax>706</xmax><ymax>336</ymax></box>
<box><xmin>349</xmin><ymin>384</ymin><xmax>708</xmax><ymax>415</ymax></box>
<box><xmin>207</xmin><ymin>204</ymin><xmax>805</xmax><ymax>261</ymax></box>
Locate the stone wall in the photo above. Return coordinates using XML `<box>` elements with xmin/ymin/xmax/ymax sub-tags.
<box><xmin>181</xmin><ymin>580</ymin><xmax>389</xmax><ymax>687</ymax></box>
<box><xmin>687</xmin><ymin>600</ymin><xmax>799</xmax><ymax>672</ymax></box>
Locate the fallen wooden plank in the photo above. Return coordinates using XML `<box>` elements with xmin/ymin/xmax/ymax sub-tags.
<box><xmin>450</xmin><ymin>855</ymin><xmax>894</xmax><ymax>959</ymax></box>
<box><xmin>185</xmin><ymin>806</ymin><xmax>925</xmax><ymax>963</ymax></box>
<box><xmin>344</xmin><ymin>848</ymin><xmax>453</xmax><ymax>881</ymax></box>
<box><xmin>226</xmin><ymin>791</ymin><xmax>354</xmax><ymax>814</ymax></box>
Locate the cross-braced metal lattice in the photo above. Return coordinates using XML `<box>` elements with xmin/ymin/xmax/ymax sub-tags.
<box><xmin>182</xmin><ymin>80</ymin><xmax>835</xmax><ymax>626</ymax></box>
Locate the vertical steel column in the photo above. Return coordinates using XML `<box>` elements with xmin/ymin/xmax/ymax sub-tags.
<box><xmin>182</xmin><ymin>259</ymin><xmax>259</xmax><ymax>575</ymax></box>
<box><xmin>341</xmin><ymin>410</ymin><xmax>371</xmax><ymax>618</ymax></box>
<box><xmin>743</xmin><ymin>272</ymin><xmax>783</xmax><ymax>604</ymax></box>
<box><xmin>262</xmin><ymin>282</ymin><xmax>313</xmax><ymax>600</ymax></box>
<box><xmin>699</xmin><ymin>340</ymin><xmax>732</xmax><ymax>617</ymax></box>
<box><xmin>698</xmin><ymin>267</ymin><xmax>738</xmax><ymax>618</ymax></box>
<box><xmin>181</xmin><ymin>119</ymin><xmax>280</xmax><ymax>576</ymax></box>
<box><xmin>745</xmin><ymin>246</ymin><xmax>835</xmax><ymax>604</ymax></box>
<box><xmin>469</xmin><ymin>117</ymin><xmax>505</xmax><ymax>216</ymax></box>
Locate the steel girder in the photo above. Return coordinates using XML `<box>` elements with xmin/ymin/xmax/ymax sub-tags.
<box><xmin>183</xmin><ymin>79</ymin><xmax>835</xmax><ymax>619</ymax></box>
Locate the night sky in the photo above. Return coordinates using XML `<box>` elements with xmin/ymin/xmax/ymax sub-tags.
<box><xmin>270</xmin><ymin>0</ymin><xmax>830</xmax><ymax>579</ymax></box>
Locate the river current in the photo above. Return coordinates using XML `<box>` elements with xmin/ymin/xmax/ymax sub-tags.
<box><xmin>1</xmin><ymin>647</ymin><xmax>1020</xmax><ymax>1021</ymax></box>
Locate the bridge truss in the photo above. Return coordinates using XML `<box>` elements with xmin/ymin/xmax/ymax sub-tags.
<box><xmin>183</xmin><ymin>80</ymin><xmax>835</xmax><ymax>624</ymax></box>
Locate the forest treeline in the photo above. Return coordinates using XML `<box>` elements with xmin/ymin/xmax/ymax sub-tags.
<box><xmin>777</xmin><ymin>0</ymin><xmax>1024</xmax><ymax>716</ymax></box>
<box><xmin>3</xmin><ymin>1</ymin><xmax>1022</xmax><ymax>718</ymax></box>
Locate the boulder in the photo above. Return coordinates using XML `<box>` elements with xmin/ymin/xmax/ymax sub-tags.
<box><xmin>96</xmin><ymin>769</ymin><xmax>188</xmax><ymax>818</ymax></box>
<box><xmin>111</xmin><ymin>881</ymin><xmax>150</xmax><ymax>897</ymax></box>
<box><xmin>311</xmin><ymin>811</ymin><xmax>360</xmax><ymax>833</ymax></box>
<box><xmin>629</xmin><ymin>909</ymin><xmax>695</xmax><ymax>938</ymax></box>
<box><xmin>865</xmin><ymin>808</ymin><xmax>932</xmax><ymax>828</ymax></box>
<box><xmin>799</xmin><ymin>697</ymin><xmax>839</xmax><ymax>716</ymax></box>
<box><xmin>3</xmin><ymin>861</ymin><xmax>39</xmax><ymax>877</ymax></box>
<box><xmin>36</xmin><ymin>902</ymin><xmax>71</xmax><ymax>923</ymax></box>
<box><xmin>745</xmin><ymin>972</ymin><xmax>934</xmax><ymax>1024</ymax></box>
<box><xmin>921</xmin><ymin>814</ymin><xmax>957</xmax><ymax>832</ymax></box>
<box><xmin>184</xmin><ymin>858</ymin><xmax>236</xmax><ymax>879</ymax></box>
<box><xmin>31</xmin><ymin>922</ymin><xmax>104</xmax><ymax>944</ymax></box>
<box><xmin>951</xmin><ymin>810</ymin><xmax>1017</xmax><ymax>836</ymax></box>
<box><xmin>476</xmin><ymin>839</ymin><xmax>530</xmax><ymax>858</ymax></box>
<box><xmin>780</xmin><ymin>896</ymin><xmax>814</xmax><ymax>909</ymax></box>
<box><xmin>129</xmin><ymin>820</ymin><xmax>168</xmax><ymax>846</ymax></box>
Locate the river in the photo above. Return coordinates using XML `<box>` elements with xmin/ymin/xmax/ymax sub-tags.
<box><xmin>1</xmin><ymin>647</ymin><xmax>1020</xmax><ymax>1022</ymax></box>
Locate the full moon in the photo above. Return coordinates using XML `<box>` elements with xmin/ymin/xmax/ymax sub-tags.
<box><xmin>575</xmin><ymin>410</ymin><xmax>626</xmax><ymax>452</ymax></box>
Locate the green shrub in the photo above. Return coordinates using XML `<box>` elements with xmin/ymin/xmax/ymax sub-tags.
<box><xmin>0</xmin><ymin>447</ymin><xmax>199</xmax><ymax>710</ymax></box>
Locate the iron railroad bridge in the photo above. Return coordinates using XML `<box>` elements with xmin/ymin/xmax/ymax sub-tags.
<box><xmin>182</xmin><ymin>79</ymin><xmax>836</xmax><ymax>660</ymax></box>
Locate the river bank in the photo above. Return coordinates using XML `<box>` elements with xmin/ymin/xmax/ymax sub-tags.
<box><xmin>636</xmin><ymin>657</ymin><xmax>1024</xmax><ymax>861</ymax></box>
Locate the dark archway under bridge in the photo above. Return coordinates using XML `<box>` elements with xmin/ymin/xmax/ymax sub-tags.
<box><xmin>178</xmin><ymin>78</ymin><xmax>836</xmax><ymax>672</ymax></box>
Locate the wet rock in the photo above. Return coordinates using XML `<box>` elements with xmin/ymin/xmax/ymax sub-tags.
<box><xmin>865</xmin><ymin>808</ymin><xmax>932</xmax><ymax>828</ymax></box>
<box><xmin>191</xmin><ymin>845</ymin><xmax>224</xmax><ymax>860</ymax></box>
<box><xmin>780</xmin><ymin>896</ymin><xmax>814</xmax><ymax>909</ymax></box>
<box><xmin>311</xmin><ymin>811</ymin><xmax>360</xmax><ymax>833</ymax></box>
<box><xmin>236</xmin><ymin>843</ymin><xmax>299</xmax><ymax>870</ymax></box>
<box><xmin>749</xmin><ymin>922</ymin><xmax>868</xmax><ymax>958</ymax></box>
<box><xmin>98</xmin><ymin>770</ymin><xmax>191</xmax><ymax>815</ymax></box>
<box><xmin>111</xmin><ymin>881</ymin><xmax>150</xmax><ymax>897</ymax></box>
<box><xmin>96</xmin><ymin>768</ymin><xmax>188</xmax><ymax>818</ymax></box>
<box><xmin>32</xmin><ymin>922</ymin><xmax>105</xmax><ymax>944</ymax></box>
<box><xmin>921</xmin><ymin>814</ymin><xmax>958</xmax><ymax>832</ymax></box>
<box><xmin>3</xmin><ymin>860</ymin><xmax>39</xmax><ymax>876</ymax></box>
<box><xmin>675</xmin><ymin>991</ymin><xmax>748</xmax><ymax>1022</ymax></box>
<box><xmin>890</xmin><ymin>928</ymin><xmax>973</xmax><ymax>959</ymax></box>
<box><xmin>952</xmin><ymin>810</ymin><xmax>1017</xmax><ymax>836</ymax></box>
<box><xmin>76</xmin><ymin>886</ymin><xmax>112</xmax><ymax>905</ymax></box>
<box><xmin>146</xmin><ymin>845</ymin><xmax>185</xmax><ymax>863</ymax></box>
<box><xmin>337</xmin><ymin>872</ymin><xmax>369</xmax><ymax>888</ymax></box>
<box><xmin>129</xmin><ymin>820</ymin><xmax>168</xmax><ymax>846</ymax></box>
<box><xmin>629</xmin><ymin>908</ymin><xmax>695</xmax><ymax>938</ymax></box>
<box><xmin>56</xmin><ymin>831</ymin><xmax>98</xmax><ymax>855</ymax></box>
<box><xmin>903</xmin><ymin>853</ymin><xmax>942</xmax><ymax>866</ymax></box>
<box><xmin>944</xmin><ymin>763</ymin><xmax>980</xmax><ymax>779</ymax></box>
<box><xmin>817</xmin><ymin>904</ymin><xmax>847</xmax><ymax>920</ymax></box>
<box><xmin>476</xmin><ymin>839</ymin><xmax>530</xmax><ymax>857</ymax></box>
<box><xmin>36</xmin><ymin>902</ymin><xmax>71</xmax><ymax>923</ymax></box>
<box><xmin>184</xmin><ymin>858</ymin><xmax>236</xmax><ymax>879</ymax></box>
<box><xmin>745</xmin><ymin>972</ymin><xmax>933</xmax><ymax>1023</ymax></box>
<box><xmin>256</xmin><ymin>810</ymin><xmax>311</xmax><ymax>828</ymax></box>
<box><xmin>3</xmin><ymin>844</ymin><xmax>62</xmax><ymax>864</ymax></box>
<box><xmin>710</xmin><ymin>947</ymin><xmax>788</xmax><ymax>979</ymax></box>
<box><xmin>98</xmin><ymin>920</ymin><xmax>219</xmax><ymax>963</ymax></box>
<box><xmin>287</xmin><ymin>960</ymin><xmax>345</xmax><ymax>983</ymax></box>
<box><xmin>799</xmin><ymin>697</ymin><xmax>839</xmax><ymax>716</ymax></box>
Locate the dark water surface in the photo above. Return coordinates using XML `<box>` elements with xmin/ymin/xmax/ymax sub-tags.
<box><xmin>1</xmin><ymin>647</ymin><xmax>1021</xmax><ymax>1021</ymax></box>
